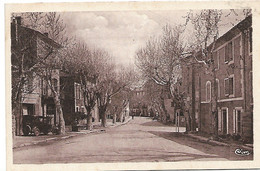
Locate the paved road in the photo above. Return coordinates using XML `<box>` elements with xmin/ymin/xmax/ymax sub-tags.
<box><xmin>13</xmin><ymin>117</ymin><xmax>251</xmax><ymax>164</ymax></box>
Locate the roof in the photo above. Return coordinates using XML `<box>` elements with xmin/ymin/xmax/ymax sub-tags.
<box><xmin>208</xmin><ymin>14</ymin><xmax>252</xmax><ymax>51</ymax></box>
<box><xmin>193</xmin><ymin>15</ymin><xmax>252</xmax><ymax>60</ymax></box>
<box><xmin>19</xmin><ymin>25</ymin><xmax>62</xmax><ymax>49</ymax></box>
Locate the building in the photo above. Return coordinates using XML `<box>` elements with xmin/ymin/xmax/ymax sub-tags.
<box><xmin>130</xmin><ymin>86</ymin><xmax>149</xmax><ymax>117</ymax></box>
<box><xmin>177</xmin><ymin>56</ymin><xmax>203</xmax><ymax>131</ymax></box>
<box><xmin>11</xmin><ymin>16</ymin><xmax>61</xmax><ymax>135</ymax></box>
<box><xmin>60</xmin><ymin>73</ymin><xmax>99</xmax><ymax>129</ymax></box>
<box><xmin>193</xmin><ymin>15</ymin><xmax>253</xmax><ymax>142</ymax></box>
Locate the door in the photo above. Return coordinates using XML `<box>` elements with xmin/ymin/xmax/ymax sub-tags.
<box><xmin>222</xmin><ymin>109</ymin><xmax>228</xmax><ymax>134</ymax></box>
<box><xmin>234</xmin><ymin>109</ymin><xmax>242</xmax><ymax>134</ymax></box>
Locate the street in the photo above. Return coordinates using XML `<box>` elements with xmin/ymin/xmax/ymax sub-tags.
<box><xmin>13</xmin><ymin>117</ymin><xmax>252</xmax><ymax>164</ymax></box>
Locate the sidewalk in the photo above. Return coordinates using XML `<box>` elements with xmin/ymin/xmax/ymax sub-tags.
<box><xmin>13</xmin><ymin>116</ymin><xmax>132</xmax><ymax>149</ymax></box>
<box><xmin>184</xmin><ymin>133</ymin><xmax>253</xmax><ymax>151</ymax></box>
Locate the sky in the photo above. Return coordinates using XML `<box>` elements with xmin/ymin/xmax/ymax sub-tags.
<box><xmin>61</xmin><ymin>10</ymin><xmax>246</xmax><ymax>67</ymax></box>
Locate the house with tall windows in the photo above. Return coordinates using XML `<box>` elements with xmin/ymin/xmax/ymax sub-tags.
<box><xmin>11</xmin><ymin>16</ymin><xmax>61</xmax><ymax>135</ymax></box>
<box><xmin>197</xmin><ymin>15</ymin><xmax>252</xmax><ymax>142</ymax></box>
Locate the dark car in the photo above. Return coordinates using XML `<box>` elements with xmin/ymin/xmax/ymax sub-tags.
<box><xmin>22</xmin><ymin>115</ymin><xmax>53</xmax><ymax>136</ymax></box>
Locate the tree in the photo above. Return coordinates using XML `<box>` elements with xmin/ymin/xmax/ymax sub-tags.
<box><xmin>183</xmin><ymin>9</ymin><xmax>252</xmax><ymax>137</ymax></box>
<box><xmin>11</xmin><ymin>12</ymin><xmax>68</xmax><ymax>135</ymax></box>
<box><xmin>184</xmin><ymin>9</ymin><xmax>252</xmax><ymax>137</ymax></box>
<box><xmin>109</xmin><ymin>87</ymin><xmax>131</xmax><ymax>123</ymax></box>
<box><xmin>95</xmin><ymin>57</ymin><xmax>136</xmax><ymax>127</ymax></box>
<box><xmin>135</xmin><ymin>24</ymin><xmax>184</xmax><ymax>123</ymax></box>
<box><xmin>184</xmin><ymin>10</ymin><xmax>222</xmax><ymax>137</ymax></box>
<box><xmin>76</xmin><ymin>47</ymin><xmax>102</xmax><ymax>130</ymax></box>
<box><xmin>142</xmin><ymin>79</ymin><xmax>167</xmax><ymax>121</ymax></box>
<box><xmin>11</xmin><ymin>16</ymin><xmax>62</xmax><ymax>135</ymax></box>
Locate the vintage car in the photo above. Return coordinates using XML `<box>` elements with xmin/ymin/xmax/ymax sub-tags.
<box><xmin>22</xmin><ymin>115</ymin><xmax>53</xmax><ymax>136</ymax></box>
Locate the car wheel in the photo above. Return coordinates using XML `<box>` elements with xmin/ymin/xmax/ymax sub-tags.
<box><xmin>52</xmin><ymin>127</ymin><xmax>58</xmax><ymax>135</ymax></box>
<box><xmin>33</xmin><ymin>127</ymin><xmax>40</xmax><ymax>136</ymax></box>
<box><xmin>23</xmin><ymin>125</ymin><xmax>31</xmax><ymax>136</ymax></box>
<box><xmin>43</xmin><ymin>129</ymin><xmax>49</xmax><ymax>135</ymax></box>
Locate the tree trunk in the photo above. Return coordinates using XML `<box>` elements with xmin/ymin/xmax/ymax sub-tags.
<box><xmin>99</xmin><ymin>107</ymin><xmax>107</xmax><ymax>127</ymax></box>
<box><xmin>211</xmin><ymin>70</ymin><xmax>218</xmax><ymax>138</ymax></box>
<box><xmin>184</xmin><ymin>111</ymin><xmax>191</xmax><ymax>133</ymax></box>
<box><xmin>119</xmin><ymin>110</ymin><xmax>123</xmax><ymax>122</ymax></box>
<box><xmin>14</xmin><ymin>94</ymin><xmax>23</xmax><ymax>136</ymax></box>
<box><xmin>160</xmin><ymin>98</ymin><xmax>167</xmax><ymax>124</ymax></box>
<box><xmin>53</xmin><ymin>95</ymin><xmax>65</xmax><ymax>135</ymax></box>
<box><xmin>86</xmin><ymin>110</ymin><xmax>93</xmax><ymax>130</ymax></box>
<box><xmin>113</xmin><ymin>112</ymin><xmax>116</xmax><ymax>123</ymax></box>
<box><xmin>101</xmin><ymin>112</ymin><xmax>107</xmax><ymax>127</ymax></box>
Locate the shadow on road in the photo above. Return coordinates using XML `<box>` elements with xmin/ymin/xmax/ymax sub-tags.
<box><xmin>141</xmin><ymin>120</ymin><xmax>175</xmax><ymax>127</ymax></box>
<box><xmin>148</xmin><ymin>131</ymin><xmax>253</xmax><ymax>161</ymax></box>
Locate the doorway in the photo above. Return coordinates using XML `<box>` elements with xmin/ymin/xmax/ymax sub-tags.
<box><xmin>222</xmin><ymin>108</ymin><xmax>228</xmax><ymax>134</ymax></box>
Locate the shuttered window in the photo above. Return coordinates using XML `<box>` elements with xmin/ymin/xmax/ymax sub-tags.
<box><xmin>218</xmin><ymin>109</ymin><xmax>222</xmax><ymax>131</ymax></box>
<box><xmin>225</xmin><ymin>41</ymin><xmax>233</xmax><ymax>63</ymax></box>
<box><xmin>249</xmin><ymin>27</ymin><xmax>252</xmax><ymax>53</ymax></box>
<box><xmin>224</xmin><ymin>78</ymin><xmax>229</xmax><ymax>96</ymax></box>
<box><xmin>206</xmin><ymin>81</ymin><xmax>211</xmax><ymax>102</ymax></box>
<box><xmin>229</xmin><ymin>77</ymin><xmax>234</xmax><ymax>95</ymax></box>
<box><xmin>224</xmin><ymin>76</ymin><xmax>234</xmax><ymax>96</ymax></box>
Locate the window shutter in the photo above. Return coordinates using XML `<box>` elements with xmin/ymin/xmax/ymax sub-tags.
<box><xmin>233</xmin><ymin>110</ymin><xmax>236</xmax><ymax>133</ymax></box>
<box><xmin>229</xmin><ymin>77</ymin><xmax>234</xmax><ymax>95</ymax></box>
<box><xmin>249</xmin><ymin>27</ymin><xmax>252</xmax><ymax>53</ymax></box>
<box><xmin>225</xmin><ymin>45</ymin><xmax>229</xmax><ymax>63</ymax></box>
<box><xmin>224</xmin><ymin>79</ymin><xmax>229</xmax><ymax>95</ymax></box>
<box><xmin>218</xmin><ymin>109</ymin><xmax>222</xmax><ymax>131</ymax></box>
<box><xmin>206</xmin><ymin>81</ymin><xmax>211</xmax><ymax>102</ymax></box>
<box><xmin>228</xmin><ymin>41</ymin><xmax>233</xmax><ymax>61</ymax></box>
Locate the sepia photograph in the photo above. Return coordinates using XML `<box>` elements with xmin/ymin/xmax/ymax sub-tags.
<box><xmin>5</xmin><ymin>1</ymin><xmax>260</xmax><ymax>170</ymax></box>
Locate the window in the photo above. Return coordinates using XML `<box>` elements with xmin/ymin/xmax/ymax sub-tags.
<box><xmin>233</xmin><ymin>109</ymin><xmax>241</xmax><ymax>134</ymax></box>
<box><xmin>42</xmin><ymin>80</ymin><xmax>47</xmax><ymax>95</ymax></box>
<box><xmin>229</xmin><ymin>76</ymin><xmax>234</xmax><ymax>96</ymax></box>
<box><xmin>225</xmin><ymin>41</ymin><xmax>233</xmax><ymax>63</ymax></box>
<box><xmin>216</xmin><ymin>79</ymin><xmax>220</xmax><ymax>99</ymax></box>
<box><xmin>52</xmin><ymin>78</ymin><xmax>58</xmax><ymax>92</ymax></box>
<box><xmin>249</xmin><ymin>27</ymin><xmax>252</xmax><ymax>54</ymax></box>
<box><xmin>75</xmin><ymin>83</ymin><xmax>80</xmax><ymax>99</ymax></box>
<box><xmin>24</xmin><ymin>74</ymin><xmax>34</xmax><ymax>92</ymax></box>
<box><xmin>224</xmin><ymin>78</ymin><xmax>229</xmax><ymax>96</ymax></box>
<box><xmin>224</xmin><ymin>76</ymin><xmax>234</xmax><ymax>96</ymax></box>
<box><xmin>206</xmin><ymin>81</ymin><xmax>211</xmax><ymax>102</ymax></box>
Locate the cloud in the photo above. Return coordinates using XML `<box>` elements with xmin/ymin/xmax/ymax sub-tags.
<box><xmin>61</xmin><ymin>10</ymin><xmax>245</xmax><ymax>66</ymax></box>
<box><xmin>62</xmin><ymin>11</ymin><xmax>162</xmax><ymax>65</ymax></box>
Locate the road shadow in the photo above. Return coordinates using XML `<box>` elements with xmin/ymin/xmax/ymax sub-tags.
<box><xmin>141</xmin><ymin>120</ymin><xmax>175</xmax><ymax>127</ymax></box>
<box><xmin>148</xmin><ymin>131</ymin><xmax>253</xmax><ymax>161</ymax></box>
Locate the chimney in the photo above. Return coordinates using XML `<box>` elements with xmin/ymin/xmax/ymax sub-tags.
<box><xmin>15</xmin><ymin>16</ymin><xmax>21</xmax><ymax>25</ymax></box>
<box><xmin>43</xmin><ymin>33</ymin><xmax>48</xmax><ymax>37</ymax></box>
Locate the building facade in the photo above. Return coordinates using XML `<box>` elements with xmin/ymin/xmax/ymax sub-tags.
<box><xmin>11</xmin><ymin>16</ymin><xmax>61</xmax><ymax>135</ymax></box>
<box><xmin>194</xmin><ymin>15</ymin><xmax>253</xmax><ymax>142</ymax></box>
<box><xmin>60</xmin><ymin>73</ymin><xmax>99</xmax><ymax>128</ymax></box>
<box><xmin>130</xmin><ymin>87</ymin><xmax>149</xmax><ymax>117</ymax></box>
